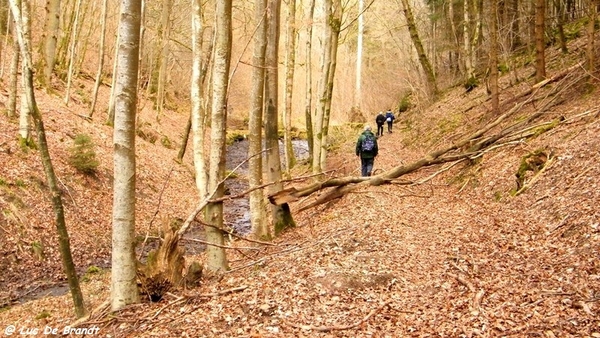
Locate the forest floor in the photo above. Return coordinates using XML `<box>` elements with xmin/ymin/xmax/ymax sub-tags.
<box><xmin>1</xmin><ymin>42</ymin><xmax>600</xmax><ymax>337</ymax></box>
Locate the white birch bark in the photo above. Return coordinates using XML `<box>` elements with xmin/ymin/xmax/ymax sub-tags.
<box><xmin>111</xmin><ymin>0</ymin><xmax>142</xmax><ymax>311</ymax></box>
<box><xmin>191</xmin><ymin>0</ymin><xmax>207</xmax><ymax>198</ymax></box>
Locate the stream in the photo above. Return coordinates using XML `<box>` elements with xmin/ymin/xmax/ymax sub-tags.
<box><xmin>224</xmin><ymin>139</ymin><xmax>309</xmax><ymax>235</ymax></box>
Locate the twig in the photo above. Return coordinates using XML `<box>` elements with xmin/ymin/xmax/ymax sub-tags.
<box><xmin>56</xmin><ymin>175</ymin><xmax>77</xmax><ymax>207</ymax></box>
<box><xmin>139</xmin><ymin>165</ymin><xmax>175</xmax><ymax>260</ymax></box>
<box><xmin>194</xmin><ymin>285</ymin><xmax>248</xmax><ymax>298</ymax></box>
<box><xmin>287</xmin><ymin>300</ymin><xmax>392</xmax><ymax>332</ymax></box>
<box><xmin>415</xmin><ymin>159</ymin><xmax>466</xmax><ymax>185</ymax></box>
<box><xmin>514</xmin><ymin>155</ymin><xmax>555</xmax><ymax>196</ymax></box>
<box><xmin>181</xmin><ymin>237</ymin><xmax>260</xmax><ymax>251</ymax></box>
<box><xmin>201</xmin><ymin>222</ymin><xmax>278</xmax><ymax>246</ymax></box>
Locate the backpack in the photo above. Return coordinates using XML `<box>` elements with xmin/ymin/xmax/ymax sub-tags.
<box><xmin>376</xmin><ymin>114</ymin><xmax>386</xmax><ymax>124</ymax></box>
<box><xmin>361</xmin><ymin>134</ymin><xmax>375</xmax><ymax>152</ymax></box>
<box><xmin>385</xmin><ymin>111</ymin><xmax>394</xmax><ymax>121</ymax></box>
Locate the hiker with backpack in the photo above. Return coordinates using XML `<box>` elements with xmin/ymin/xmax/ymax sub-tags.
<box><xmin>356</xmin><ymin>125</ymin><xmax>379</xmax><ymax>177</ymax></box>
<box><xmin>375</xmin><ymin>112</ymin><xmax>386</xmax><ymax>137</ymax></box>
<box><xmin>385</xmin><ymin>109</ymin><xmax>395</xmax><ymax>133</ymax></box>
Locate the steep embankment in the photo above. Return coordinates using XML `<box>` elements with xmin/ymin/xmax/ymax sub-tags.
<box><xmin>0</xmin><ymin>83</ymin><xmax>199</xmax><ymax>305</ymax></box>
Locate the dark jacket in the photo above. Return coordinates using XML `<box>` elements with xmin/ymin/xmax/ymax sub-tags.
<box><xmin>385</xmin><ymin>111</ymin><xmax>395</xmax><ymax>122</ymax></box>
<box><xmin>375</xmin><ymin>113</ymin><xmax>386</xmax><ymax>125</ymax></box>
<box><xmin>356</xmin><ymin>131</ymin><xmax>378</xmax><ymax>159</ymax></box>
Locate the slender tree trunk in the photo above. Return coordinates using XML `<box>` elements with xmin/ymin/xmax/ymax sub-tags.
<box><xmin>155</xmin><ymin>0</ymin><xmax>173</xmax><ymax>119</ymax></box>
<box><xmin>249</xmin><ymin>0</ymin><xmax>269</xmax><ymax>239</ymax></box>
<box><xmin>355</xmin><ymin>0</ymin><xmax>364</xmax><ymax>110</ymax></box>
<box><xmin>312</xmin><ymin>0</ymin><xmax>332</xmax><ymax>174</ymax></box>
<box><xmin>89</xmin><ymin>0</ymin><xmax>108</xmax><ymax>117</ymax></box>
<box><xmin>282</xmin><ymin>0</ymin><xmax>297</xmax><ymax>174</ymax></box>
<box><xmin>509</xmin><ymin>0</ymin><xmax>521</xmax><ymax>51</ymax></box>
<box><xmin>585</xmin><ymin>0</ymin><xmax>596</xmax><ymax>74</ymax></box>
<box><xmin>401</xmin><ymin>0</ymin><xmax>439</xmax><ymax>96</ymax></box>
<box><xmin>107</xmin><ymin>32</ymin><xmax>119</xmax><ymax>126</ymax></box>
<box><xmin>7</xmin><ymin>13</ymin><xmax>19</xmax><ymax>119</ymax></box>
<box><xmin>8</xmin><ymin>0</ymin><xmax>86</xmax><ymax>318</ymax></box>
<box><xmin>266</xmin><ymin>0</ymin><xmax>296</xmax><ymax>236</ymax></box>
<box><xmin>18</xmin><ymin>0</ymin><xmax>30</xmax><ymax>142</ymax></box>
<box><xmin>555</xmin><ymin>0</ymin><xmax>568</xmax><ymax>53</ymax></box>
<box><xmin>534</xmin><ymin>0</ymin><xmax>546</xmax><ymax>82</ymax></box>
<box><xmin>111</xmin><ymin>0</ymin><xmax>142</xmax><ymax>311</ymax></box>
<box><xmin>464</xmin><ymin>0</ymin><xmax>474</xmax><ymax>80</ymax></box>
<box><xmin>190</xmin><ymin>0</ymin><xmax>207</xmax><ymax>198</ymax></box>
<box><xmin>38</xmin><ymin>0</ymin><xmax>61</xmax><ymax>87</ymax></box>
<box><xmin>319</xmin><ymin>0</ymin><xmax>342</xmax><ymax>171</ymax></box>
<box><xmin>178</xmin><ymin>34</ymin><xmax>213</xmax><ymax>163</ymax></box>
<box><xmin>304</xmin><ymin>0</ymin><xmax>315</xmax><ymax>165</ymax></box>
<box><xmin>489</xmin><ymin>0</ymin><xmax>499</xmax><ymax>114</ymax></box>
<box><xmin>205</xmin><ymin>0</ymin><xmax>231</xmax><ymax>272</ymax></box>
<box><xmin>64</xmin><ymin>0</ymin><xmax>82</xmax><ymax>106</ymax></box>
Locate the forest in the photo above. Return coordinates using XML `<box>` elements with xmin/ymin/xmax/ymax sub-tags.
<box><xmin>0</xmin><ymin>0</ymin><xmax>599</xmax><ymax>336</ymax></box>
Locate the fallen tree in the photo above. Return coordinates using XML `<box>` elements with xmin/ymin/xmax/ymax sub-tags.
<box><xmin>269</xmin><ymin>70</ymin><xmax>588</xmax><ymax>212</ymax></box>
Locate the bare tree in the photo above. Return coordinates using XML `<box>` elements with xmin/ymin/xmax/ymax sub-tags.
<box><xmin>7</xmin><ymin>8</ymin><xmax>19</xmax><ymax>119</ymax></box>
<box><xmin>18</xmin><ymin>0</ymin><xmax>30</xmax><ymax>143</ymax></box>
<box><xmin>155</xmin><ymin>0</ymin><xmax>173</xmax><ymax>118</ymax></box>
<box><xmin>266</xmin><ymin>0</ymin><xmax>296</xmax><ymax>235</ymax></box>
<box><xmin>489</xmin><ymin>0</ymin><xmax>499</xmax><ymax>114</ymax></box>
<box><xmin>89</xmin><ymin>0</ymin><xmax>108</xmax><ymax>117</ymax></box>
<box><xmin>282</xmin><ymin>0</ymin><xmax>297</xmax><ymax>174</ymax></box>
<box><xmin>205</xmin><ymin>0</ymin><xmax>232</xmax><ymax>272</ymax></box>
<box><xmin>64</xmin><ymin>0</ymin><xmax>83</xmax><ymax>105</ymax></box>
<box><xmin>190</xmin><ymin>0</ymin><xmax>207</xmax><ymax>198</ymax></box>
<box><xmin>399</xmin><ymin>0</ymin><xmax>438</xmax><ymax>96</ymax></box>
<box><xmin>304</xmin><ymin>0</ymin><xmax>316</xmax><ymax>164</ymax></box>
<box><xmin>8</xmin><ymin>0</ymin><xmax>86</xmax><ymax>318</ymax></box>
<box><xmin>585</xmin><ymin>0</ymin><xmax>597</xmax><ymax>74</ymax></box>
<box><xmin>38</xmin><ymin>0</ymin><xmax>61</xmax><ymax>87</ymax></box>
<box><xmin>111</xmin><ymin>0</ymin><xmax>142</xmax><ymax>311</ymax></box>
<box><xmin>249</xmin><ymin>0</ymin><xmax>269</xmax><ymax>239</ymax></box>
<box><xmin>534</xmin><ymin>0</ymin><xmax>546</xmax><ymax>82</ymax></box>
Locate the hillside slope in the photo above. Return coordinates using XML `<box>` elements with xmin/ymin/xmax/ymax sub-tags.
<box><xmin>1</xmin><ymin>42</ymin><xmax>599</xmax><ymax>337</ymax></box>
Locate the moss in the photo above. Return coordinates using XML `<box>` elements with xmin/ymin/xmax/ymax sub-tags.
<box><xmin>18</xmin><ymin>136</ymin><xmax>37</xmax><ymax>152</ymax></box>
<box><xmin>160</xmin><ymin>135</ymin><xmax>172</xmax><ymax>149</ymax></box>
<box><xmin>35</xmin><ymin>310</ymin><xmax>51</xmax><ymax>320</ymax></box>
<box><xmin>226</xmin><ymin>130</ymin><xmax>247</xmax><ymax>145</ymax></box>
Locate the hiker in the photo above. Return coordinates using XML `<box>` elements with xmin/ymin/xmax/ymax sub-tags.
<box><xmin>356</xmin><ymin>125</ymin><xmax>379</xmax><ymax>177</ymax></box>
<box><xmin>375</xmin><ymin>112</ymin><xmax>386</xmax><ymax>137</ymax></box>
<box><xmin>385</xmin><ymin>109</ymin><xmax>395</xmax><ymax>133</ymax></box>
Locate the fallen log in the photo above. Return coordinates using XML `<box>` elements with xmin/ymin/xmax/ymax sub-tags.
<box><xmin>270</xmin><ymin>70</ymin><xmax>584</xmax><ymax>211</ymax></box>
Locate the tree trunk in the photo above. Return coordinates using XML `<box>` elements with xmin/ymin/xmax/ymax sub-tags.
<box><xmin>38</xmin><ymin>0</ymin><xmax>61</xmax><ymax>87</ymax></box>
<box><xmin>534</xmin><ymin>0</ymin><xmax>546</xmax><ymax>82</ymax></box>
<box><xmin>107</xmin><ymin>32</ymin><xmax>119</xmax><ymax>126</ymax></box>
<box><xmin>18</xmin><ymin>0</ymin><xmax>30</xmax><ymax>142</ymax></box>
<box><xmin>205</xmin><ymin>0</ymin><xmax>231</xmax><ymax>272</ymax></box>
<box><xmin>111</xmin><ymin>0</ymin><xmax>142</xmax><ymax>311</ymax></box>
<box><xmin>64</xmin><ymin>0</ymin><xmax>82</xmax><ymax>106</ymax></box>
<box><xmin>304</xmin><ymin>0</ymin><xmax>315</xmax><ymax>165</ymax></box>
<box><xmin>249</xmin><ymin>0</ymin><xmax>269</xmax><ymax>239</ymax></box>
<box><xmin>319</xmin><ymin>0</ymin><xmax>342</xmax><ymax>171</ymax></box>
<box><xmin>282</xmin><ymin>0</ymin><xmax>297</xmax><ymax>174</ymax></box>
<box><xmin>354</xmin><ymin>0</ymin><xmax>364</xmax><ymax>110</ymax></box>
<box><xmin>555</xmin><ymin>0</ymin><xmax>568</xmax><ymax>53</ymax></box>
<box><xmin>312</xmin><ymin>0</ymin><xmax>332</xmax><ymax>174</ymax></box>
<box><xmin>509</xmin><ymin>0</ymin><xmax>521</xmax><ymax>51</ymax></box>
<box><xmin>7</xmin><ymin>10</ymin><xmax>19</xmax><ymax>119</ymax></box>
<box><xmin>401</xmin><ymin>0</ymin><xmax>439</xmax><ymax>97</ymax></box>
<box><xmin>89</xmin><ymin>0</ymin><xmax>108</xmax><ymax>117</ymax></box>
<box><xmin>585</xmin><ymin>0</ymin><xmax>596</xmax><ymax>74</ymax></box>
<box><xmin>178</xmin><ymin>33</ymin><xmax>213</xmax><ymax>163</ymax></box>
<box><xmin>190</xmin><ymin>0</ymin><xmax>207</xmax><ymax>198</ymax></box>
<box><xmin>489</xmin><ymin>0</ymin><xmax>499</xmax><ymax>114</ymax></box>
<box><xmin>155</xmin><ymin>0</ymin><xmax>173</xmax><ymax>118</ymax></box>
<box><xmin>266</xmin><ymin>0</ymin><xmax>296</xmax><ymax>236</ymax></box>
<box><xmin>8</xmin><ymin>0</ymin><xmax>86</xmax><ymax>318</ymax></box>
